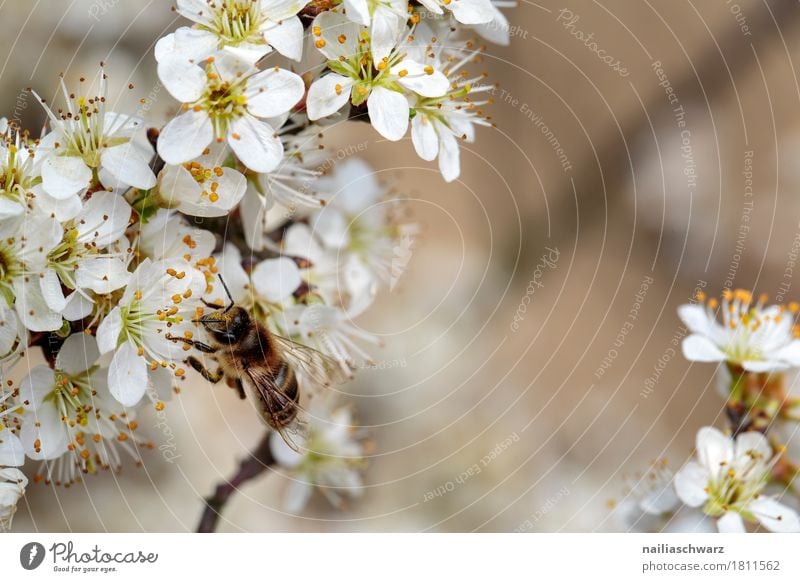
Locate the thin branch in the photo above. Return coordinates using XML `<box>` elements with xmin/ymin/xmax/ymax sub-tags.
<box><xmin>196</xmin><ymin>431</ymin><xmax>275</xmax><ymax>533</ymax></box>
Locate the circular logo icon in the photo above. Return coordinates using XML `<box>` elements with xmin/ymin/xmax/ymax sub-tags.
<box><xmin>19</xmin><ymin>542</ymin><xmax>45</xmax><ymax>570</ymax></box>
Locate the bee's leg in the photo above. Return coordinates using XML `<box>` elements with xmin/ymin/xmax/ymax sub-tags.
<box><xmin>186</xmin><ymin>356</ymin><xmax>224</xmax><ymax>384</ymax></box>
<box><xmin>165</xmin><ymin>334</ymin><xmax>216</xmax><ymax>354</ymax></box>
<box><xmin>200</xmin><ymin>298</ymin><xmax>224</xmax><ymax>310</ymax></box>
<box><xmin>235</xmin><ymin>378</ymin><xmax>246</xmax><ymax>400</ymax></box>
<box><xmin>225</xmin><ymin>377</ymin><xmax>247</xmax><ymax>400</ymax></box>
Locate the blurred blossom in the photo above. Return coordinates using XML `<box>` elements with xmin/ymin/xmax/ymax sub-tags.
<box><xmin>270</xmin><ymin>397</ymin><xmax>366</xmax><ymax>512</ymax></box>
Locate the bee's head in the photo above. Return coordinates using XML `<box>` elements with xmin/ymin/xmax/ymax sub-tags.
<box><xmin>196</xmin><ymin>305</ymin><xmax>250</xmax><ymax>344</ymax></box>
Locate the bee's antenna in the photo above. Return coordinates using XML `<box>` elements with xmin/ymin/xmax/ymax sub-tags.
<box><xmin>218</xmin><ymin>274</ymin><xmax>234</xmax><ymax>312</ymax></box>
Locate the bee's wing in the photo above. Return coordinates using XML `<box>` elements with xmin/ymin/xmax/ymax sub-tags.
<box><xmin>243</xmin><ymin>365</ymin><xmax>308</xmax><ymax>453</ymax></box>
<box><xmin>270</xmin><ymin>334</ymin><xmax>352</xmax><ymax>391</ymax></box>
<box><xmin>272</xmin><ymin>417</ymin><xmax>309</xmax><ymax>454</ymax></box>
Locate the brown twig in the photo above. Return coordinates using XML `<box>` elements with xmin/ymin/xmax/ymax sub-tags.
<box><xmin>196</xmin><ymin>431</ymin><xmax>276</xmax><ymax>533</ymax></box>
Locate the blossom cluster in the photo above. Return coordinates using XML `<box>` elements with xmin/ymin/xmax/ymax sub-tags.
<box><xmin>612</xmin><ymin>290</ymin><xmax>800</xmax><ymax>533</ymax></box>
<box><xmin>0</xmin><ymin>0</ymin><xmax>513</xmax><ymax>530</ymax></box>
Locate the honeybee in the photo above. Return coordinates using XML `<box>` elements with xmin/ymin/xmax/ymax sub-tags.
<box><xmin>166</xmin><ymin>276</ymin><xmax>347</xmax><ymax>451</ymax></box>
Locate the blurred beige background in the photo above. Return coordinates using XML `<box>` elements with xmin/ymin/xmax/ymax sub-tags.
<box><xmin>5</xmin><ymin>0</ymin><xmax>800</xmax><ymax>531</ymax></box>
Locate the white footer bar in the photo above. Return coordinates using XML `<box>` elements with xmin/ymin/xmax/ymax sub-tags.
<box><xmin>2</xmin><ymin>533</ymin><xmax>798</xmax><ymax>581</ymax></box>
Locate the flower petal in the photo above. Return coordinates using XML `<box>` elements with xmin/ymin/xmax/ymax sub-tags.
<box><xmin>771</xmin><ymin>341</ymin><xmax>800</xmax><ymax>367</ymax></box>
<box><xmin>252</xmin><ymin>257</ymin><xmax>302</xmax><ymax>302</ymax></box>
<box><xmin>74</xmin><ymin>190</ymin><xmax>133</xmax><ymax>247</ymax></box>
<box><xmin>0</xmin><ymin>198</ymin><xmax>25</xmax><ymax>220</ymax></box>
<box><xmin>394</xmin><ymin>60</ymin><xmax>449</xmax><ymax>97</ymax></box>
<box><xmin>438</xmin><ymin>128</ymin><xmax>461</xmax><ymax>182</ymax></box>
<box><xmin>367</xmin><ymin>86</ymin><xmax>409</xmax><ymax>141</ymax></box>
<box><xmin>207</xmin><ymin>243</ymin><xmax>249</xmax><ymax>304</ymax></box>
<box><xmin>75</xmin><ymin>256</ymin><xmax>131</xmax><ymax>294</ymax></box>
<box><xmin>157</xmin><ymin>57</ymin><xmax>207</xmax><ymax>103</ymax></box>
<box><xmin>56</xmin><ymin>333</ymin><xmax>100</xmax><ymax>376</ymax></box>
<box><xmin>0</xmin><ymin>433</ymin><xmax>25</xmax><ymax>467</ymax></box>
<box><xmin>62</xmin><ymin>291</ymin><xmax>94</xmax><ymax>322</ymax></box>
<box><xmin>673</xmin><ymin>460</ymin><xmax>710</xmax><ymax>507</ymax></box>
<box><xmin>450</xmin><ymin>0</ymin><xmax>494</xmax><ymax>24</ymax></box>
<box><xmin>473</xmin><ymin>5</ymin><xmax>511</xmax><ymax>46</ymax></box>
<box><xmin>370</xmin><ymin>8</ymin><xmax>405</xmax><ymax>66</ymax></box>
<box><xmin>741</xmin><ymin>359</ymin><xmax>786</xmax><ymax>373</ymax></box>
<box><xmin>283</xmin><ymin>478</ymin><xmax>313</xmax><ymax>513</ymax></box>
<box><xmin>157</xmin><ymin>110</ymin><xmax>214</xmax><ymax>165</ymax></box>
<box><xmin>312</xmin><ymin>11</ymin><xmax>362</xmax><ymax>61</ymax></box>
<box><xmin>228</xmin><ymin>116</ymin><xmax>283</xmax><ymax>173</ymax></box>
<box><xmin>42</xmin><ymin>155</ymin><xmax>92</xmax><ymax>199</ymax></box>
<box><xmin>159</xmin><ymin>26</ymin><xmax>219</xmax><ymax>63</ymax></box>
<box><xmin>342</xmin><ymin>0</ymin><xmax>370</xmax><ymax>25</ymax></box>
<box><xmin>681</xmin><ymin>334</ymin><xmax>726</xmax><ymax>363</ymax></box>
<box><xmin>19</xmin><ymin>366</ymin><xmax>55</xmax><ymax>410</ymax></box>
<box><xmin>269</xmin><ymin>431</ymin><xmax>303</xmax><ymax>468</ymax></box>
<box><xmin>0</xmin><ymin>303</ymin><xmax>23</xmax><ymax>358</ymax></box>
<box><xmin>101</xmin><ymin>143</ymin><xmax>157</xmax><ymax>190</ymax></box>
<box><xmin>13</xmin><ymin>279</ymin><xmax>62</xmax><ymax>332</ymax></box>
<box><xmin>751</xmin><ymin>496</ymin><xmax>800</xmax><ymax>532</ymax></box>
<box><xmin>411</xmin><ymin>114</ymin><xmax>439</xmax><ymax>161</ymax></box>
<box><xmin>108</xmin><ymin>341</ymin><xmax>148</xmax><ymax>407</ymax></box>
<box><xmin>246</xmin><ymin>68</ymin><xmax>305</xmax><ymax>119</ymax></box>
<box><xmin>733</xmin><ymin>430</ymin><xmax>772</xmax><ymax>462</ymax></box>
<box><xmin>262</xmin><ymin>15</ymin><xmax>304</xmax><ymax>60</ymax></box>
<box><xmin>696</xmin><ymin>426</ymin><xmax>733</xmax><ymax>473</ymax></box>
<box><xmin>306</xmin><ymin>74</ymin><xmax>354</xmax><ymax>121</ymax></box>
<box><xmin>312</xmin><ymin>207</ymin><xmax>349</xmax><ymax>249</ymax></box>
<box><xmin>20</xmin><ymin>403</ymin><xmax>69</xmax><ymax>460</ymax></box>
<box><xmin>717</xmin><ymin>511</ymin><xmax>746</xmax><ymax>533</ymax></box>
<box><xmin>40</xmin><ymin>267</ymin><xmax>67</xmax><ymax>313</ymax></box>
<box><xmin>165</xmin><ymin>164</ymin><xmax>246</xmax><ymax>218</ymax></box>
<box><xmin>677</xmin><ymin>304</ymin><xmax>716</xmax><ymax>336</ymax></box>
<box><xmin>176</xmin><ymin>0</ymin><xmax>213</xmax><ymax>25</ymax></box>
<box><xmin>96</xmin><ymin>307</ymin><xmax>123</xmax><ymax>354</ymax></box>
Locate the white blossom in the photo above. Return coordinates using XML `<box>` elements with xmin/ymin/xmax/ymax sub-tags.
<box><xmin>408</xmin><ymin>30</ymin><xmax>493</xmax><ymax>181</ymax></box>
<box><xmin>679</xmin><ymin>290</ymin><xmax>800</xmax><ymax>372</ymax></box>
<box><xmin>306</xmin><ymin>11</ymin><xmax>449</xmax><ymax>141</ymax></box>
<box><xmin>96</xmin><ymin>258</ymin><xmax>206</xmax><ymax>406</ymax></box>
<box><xmin>157</xmin><ymin>49</ymin><xmax>305</xmax><ymax>172</ymax></box>
<box><xmin>674</xmin><ymin>426</ymin><xmax>800</xmax><ymax>533</ymax></box>
<box><xmin>157</xmin><ymin>0</ymin><xmax>311</xmax><ymax>63</ymax></box>
<box><xmin>18</xmin><ymin>334</ymin><xmax>148</xmax><ymax>485</ymax></box>
<box><xmin>611</xmin><ymin>459</ymin><xmax>680</xmax><ymax>532</ymax></box>
<box><xmin>311</xmin><ymin>157</ymin><xmax>413</xmax><ymax>297</ymax></box>
<box><xmin>270</xmin><ymin>396</ymin><xmax>365</xmax><ymax>512</ymax></box>
<box><xmin>34</xmin><ymin>75</ymin><xmax>156</xmax><ymax>199</ymax></box>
